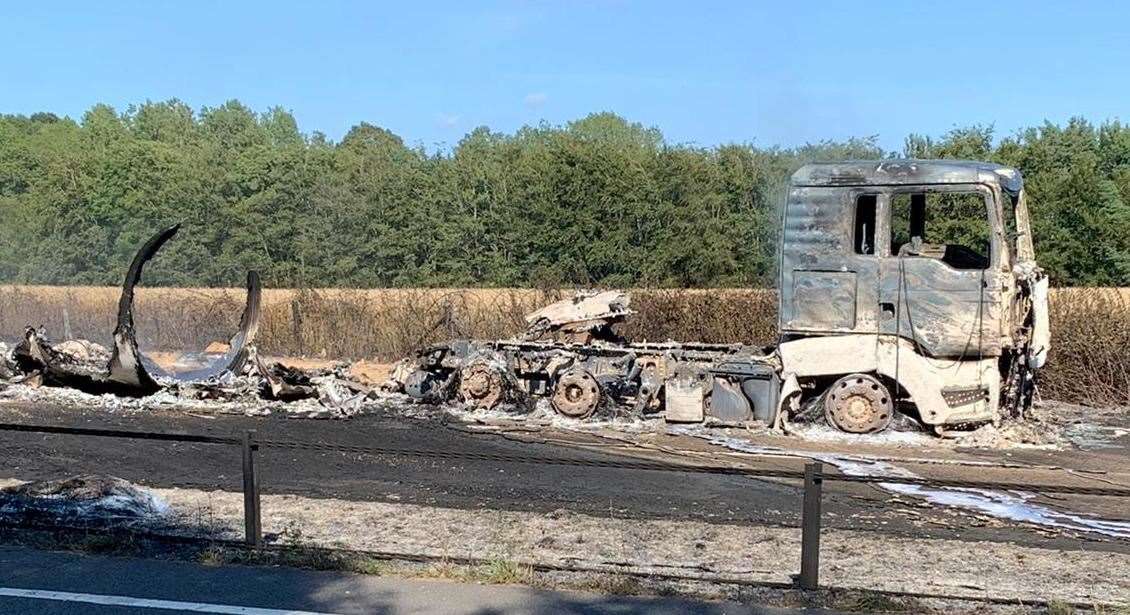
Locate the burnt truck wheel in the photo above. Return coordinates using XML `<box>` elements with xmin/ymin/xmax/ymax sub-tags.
<box><xmin>823</xmin><ymin>373</ymin><xmax>894</xmax><ymax>434</ymax></box>
<box><xmin>458</xmin><ymin>361</ymin><xmax>506</xmax><ymax>409</ymax></box>
<box><xmin>551</xmin><ymin>369</ymin><xmax>601</xmax><ymax>418</ymax></box>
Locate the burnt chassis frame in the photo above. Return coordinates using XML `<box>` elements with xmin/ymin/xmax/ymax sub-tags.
<box><xmin>406</xmin><ymin>338</ymin><xmax>782</xmax><ymax>424</ymax></box>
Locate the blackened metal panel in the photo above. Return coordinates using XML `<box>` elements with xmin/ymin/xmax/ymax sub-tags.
<box><xmin>107</xmin><ymin>225</ymin><xmax>180</xmax><ymax>393</ymax></box>
<box><xmin>790</xmin><ymin>271</ymin><xmax>857</xmax><ymax>330</ymax></box>
<box><xmin>878</xmin><ymin>257</ymin><xmax>1002</xmax><ymax>359</ymax></box>
<box><xmin>792</xmin><ymin>160</ymin><xmax>1023</xmax><ymax>193</ymax></box>
<box><xmin>875</xmin><ymin>184</ymin><xmax>1004</xmax><ymax>359</ymax></box>
<box><xmin>779</xmin><ymin>186</ymin><xmax>846</xmax><ymax>331</ymax></box>
<box><xmin>779</xmin><ymin>186</ymin><xmax>879</xmax><ymax>335</ymax></box>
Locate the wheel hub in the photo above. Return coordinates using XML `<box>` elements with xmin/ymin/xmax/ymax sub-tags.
<box><xmin>551</xmin><ymin>369</ymin><xmax>601</xmax><ymax>418</ymax></box>
<box><xmin>824</xmin><ymin>374</ymin><xmax>893</xmax><ymax>434</ymax></box>
<box><xmin>459</xmin><ymin>361</ymin><xmax>505</xmax><ymax>409</ymax></box>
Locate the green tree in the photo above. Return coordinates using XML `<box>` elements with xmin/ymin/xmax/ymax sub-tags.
<box><xmin>0</xmin><ymin>103</ymin><xmax>1125</xmax><ymax>288</ymax></box>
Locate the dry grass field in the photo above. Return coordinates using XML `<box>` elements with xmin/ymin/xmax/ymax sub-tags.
<box><xmin>0</xmin><ymin>285</ymin><xmax>1126</xmax><ymax>406</ymax></box>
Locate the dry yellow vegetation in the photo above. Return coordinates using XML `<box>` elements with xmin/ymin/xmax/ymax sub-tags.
<box><xmin>1</xmin><ymin>285</ymin><xmax>1126</xmax><ymax>406</ymax></box>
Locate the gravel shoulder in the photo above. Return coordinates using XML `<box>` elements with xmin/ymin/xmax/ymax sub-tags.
<box><xmin>3</xmin><ymin>478</ymin><xmax>1123</xmax><ymax>606</ymax></box>
<box><xmin>0</xmin><ymin>400</ymin><xmax>1128</xmax><ymax>551</ymax></box>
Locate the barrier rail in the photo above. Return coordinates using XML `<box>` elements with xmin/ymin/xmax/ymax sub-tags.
<box><xmin>1</xmin><ymin>421</ymin><xmax>1127</xmax><ymax>591</ymax></box>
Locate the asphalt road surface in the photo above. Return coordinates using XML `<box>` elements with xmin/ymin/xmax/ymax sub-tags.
<box><xmin>0</xmin><ymin>545</ymin><xmax>828</xmax><ymax>614</ymax></box>
<box><xmin>0</xmin><ymin>401</ymin><xmax>1124</xmax><ymax>551</ymax></box>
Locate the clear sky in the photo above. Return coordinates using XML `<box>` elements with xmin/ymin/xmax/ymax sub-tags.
<box><xmin>3</xmin><ymin>1</ymin><xmax>1128</xmax><ymax>152</ymax></box>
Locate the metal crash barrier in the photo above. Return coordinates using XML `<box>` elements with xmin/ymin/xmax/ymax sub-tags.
<box><xmin>1</xmin><ymin>421</ymin><xmax>1127</xmax><ymax>592</ymax></box>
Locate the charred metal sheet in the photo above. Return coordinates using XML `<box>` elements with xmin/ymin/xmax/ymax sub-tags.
<box><xmin>255</xmin><ymin>354</ymin><xmax>318</xmax><ymax>401</ymax></box>
<box><xmin>5</xmin><ymin>225</ymin><xmax>264</xmax><ymax>398</ymax></box>
<box><xmin>523</xmin><ymin>290</ymin><xmax>632</xmax><ymax>343</ymax></box>
<box><xmin>146</xmin><ymin>271</ymin><xmax>262</xmax><ymax>382</ymax></box>
<box><xmin>876</xmin><ymin>259</ymin><xmax>1001</xmax><ymax>359</ymax></box>
<box><xmin>792</xmin><ymin>160</ymin><xmax>1023</xmax><ymax>194</ymax></box>
<box><xmin>790</xmin><ymin>271</ymin><xmax>857</xmax><ymax>330</ymax></box>
<box><xmin>708</xmin><ymin>378</ymin><xmax>751</xmax><ymax>423</ymax></box>
<box><xmin>106</xmin><ymin>225</ymin><xmax>180</xmax><ymax>394</ymax></box>
<box><xmin>106</xmin><ymin>226</ymin><xmax>262</xmax><ymax>388</ymax></box>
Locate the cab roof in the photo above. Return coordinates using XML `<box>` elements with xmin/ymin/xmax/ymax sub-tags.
<box><xmin>791</xmin><ymin>159</ymin><xmax>1023</xmax><ymax>194</ymax></box>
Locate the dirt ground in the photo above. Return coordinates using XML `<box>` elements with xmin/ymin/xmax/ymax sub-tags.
<box><xmin>0</xmin><ymin>476</ymin><xmax>1125</xmax><ymax>606</ymax></box>
<box><xmin>1</xmin><ymin>398</ymin><xmax>1127</xmax><ymax>544</ymax></box>
<box><xmin>0</xmin><ymin>391</ymin><xmax>1127</xmax><ymax>607</ymax></box>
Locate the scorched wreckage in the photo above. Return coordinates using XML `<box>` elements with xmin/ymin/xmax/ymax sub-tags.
<box><xmin>387</xmin><ymin>160</ymin><xmax>1051</xmax><ymax>434</ymax></box>
<box><xmin>1</xmin><ymin>226</ymin><xmax>365</xmax><ymax>410</ymax></box>
<box><xmin>1</xmin><ymin>160</ymin><xmax>1051</xmax><ymax>435</ymax></box>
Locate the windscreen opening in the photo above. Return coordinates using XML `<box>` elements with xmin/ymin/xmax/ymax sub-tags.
<box><xmin>890</xmin><ymin>191</ymin><xmax>991</xmax><ymax>269</ymax></box>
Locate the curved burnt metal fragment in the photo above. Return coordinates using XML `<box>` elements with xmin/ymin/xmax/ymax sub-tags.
<box><xmin>106</xmin><ymin>224</ymin><xmax>181</xmax><ymax>394</ymax></box>
<box><xmin>149</xmin><ymin>271</ymin><xmax>263</xmax><ymax>382</ymax></box>
<box><xmin>100</xmin><ymin>224</ymin><xmax>263</xmax><ymax>393</ymax></box>
<box><xmin>5</xmin><ymin>225</ymin><xmax>265</xmax><ymax>397</ymax></box>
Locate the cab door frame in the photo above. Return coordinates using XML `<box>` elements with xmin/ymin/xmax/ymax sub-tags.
<box><xmin>875</xmin><ymin>183</ymin><xmax>1004</xmax><ymax>359</ymax></box>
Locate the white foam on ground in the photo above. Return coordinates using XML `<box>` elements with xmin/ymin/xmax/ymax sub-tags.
<box><xmin>445</xmin><ymin>398</ymin><xmax>664</xmax><ymax>434</ymax></box>
<box><xmin>0</xmin><ymin>382</ymin><xmax>419</xmax><ymax>420</ymax></box>
<box><xmin>1064</xmin><ymin>423</ymin><xmax>1130</xmax><ymax>450</ymax></box>
<box><xmin>787</xmin><ymin>423</ymin><xmax>936</xmax><ymax>446</ymax></box>
<box><xmin>0</xmin><ymin>478</ymin><xmax>170</xmax><ymax>522</ymax></box>
<box><xmin>824</xmin><ymin>456</ymin><xmax>1130</xmax><ymax>538</ymax></box>
<box><xmin>674</xmin><ymin>426</ymin><xmax>1130</xmax><ymax>539</ymax></box>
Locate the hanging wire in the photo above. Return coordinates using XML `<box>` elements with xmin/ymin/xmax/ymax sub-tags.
<box><xmin>895</xmin><ymin>255</ymin><xmax>987</xmax><ymax>374</ymax></box>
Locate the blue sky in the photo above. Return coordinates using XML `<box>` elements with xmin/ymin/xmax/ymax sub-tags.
<box><xmin>3</xmin><ymin>1</ymin><xmax>1128</xmax><ymax>151</ymax></box>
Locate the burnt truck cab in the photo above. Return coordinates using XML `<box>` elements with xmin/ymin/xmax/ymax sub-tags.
<box><xmin>776</xmin><ymin>160</ymin><xmax>1049</xmax><ymax>432</ymax></box>
<box><xmin>391</xmin><ymin>158</ymin><xmax>1049</xmax><ymax>435</ymax></box>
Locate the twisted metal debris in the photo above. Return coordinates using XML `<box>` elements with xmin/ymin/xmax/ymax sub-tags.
<box><xmin>0</xmin><ymin>225</ymin><xmax>369</xmax><ymax>414</ymax></box>
<box><xmin>5</xmin><ymin>225</ymin><xmax>262</xmax><ymax>396</ymax></box>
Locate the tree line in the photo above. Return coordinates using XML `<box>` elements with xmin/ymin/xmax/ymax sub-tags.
<box><xmin>0</xmin><ymin>100</ymin><xmax>1127</xmax><ymax>288</ymax></box>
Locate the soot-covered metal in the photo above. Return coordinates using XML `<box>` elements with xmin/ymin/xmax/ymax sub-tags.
<box><xmin>6</xmin><ymin>225</ymin><xmax>265</xmax><ymax>397</ymax></box>
<box><xmin>387</xmin><ymin>160</ymin><xmax>1051</xmax><ymax>436</ymax></box>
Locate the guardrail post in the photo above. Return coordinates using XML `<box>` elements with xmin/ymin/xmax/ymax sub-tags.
<box><xmin>241</xmin><ymin>430</ymin><xmax>262</xmax><ymax>547</ymax></box>
<box><xmin>798</xmin><ymin>461</ymin><xmax>823</xmax><ymax>590</ymax></box>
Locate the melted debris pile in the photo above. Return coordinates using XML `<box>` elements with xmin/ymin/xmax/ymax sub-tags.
<box><xmin>0</xmin><ymin>338</ymin><xmax>387</xmax><ymax>418</ymax></box>
<box><xmin>384</xmin><ymin>289</ymin><xmax>783</xmax><ymax>426</ymax></box>
<box><xmin>955</xmin><ymin>420</ymin><xmax>1062</xmax><ymax>449</ymax></box>
<box><xmin>522</xmin><ymin>289</ymin><xmax>633</xmax><ymax>343</ymax></box>
<box><xmin>0</xmin><ymin>341</ymin><xmax>14</xmax><ymax>382</ymax></box>
<box><xmin>0</xmin><ymin>474</ymin><xmax>168</xmax><ymax>523</ymax></box>
<box><xmin>0</xmin><ymin>226</ymin><xmax>386</xmax><ymax>418</ymax></box>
